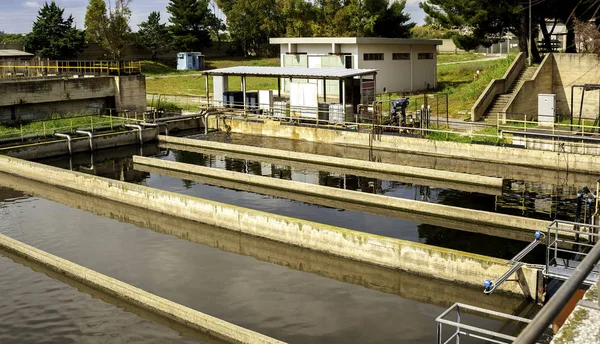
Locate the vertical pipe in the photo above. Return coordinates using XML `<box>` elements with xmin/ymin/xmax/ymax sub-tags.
<box><xmin>277</xmin><ymin>78</ymin><xmax>281</xmax><ymax>98</ymax></box>
<box><xmin>342</xmin><ymin>78</ymin><xmax>346</xmax><ymax>110</ymax></box>
<box><xmin>205</xmin><ymin>75</ymin><xmax>209</xmax><ymax>106</ymax></box>
<box><xmin>579</xmin><ymin>89</ymin><xmax>585</xmax><ymax>127</ymax></box>
<box><xmin>571</xmin><ymin>85</ymin><xmax>575</xmax><ymax>130</ymax></box>
<box><xmin>242</xmin><ymin>75</ymin><xmax>247</xmax><ymax>116</ymax></box>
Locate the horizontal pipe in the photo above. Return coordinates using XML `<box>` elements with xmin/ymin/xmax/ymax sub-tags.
<box><xmin>159</xmin><ymin>136</ymin><xmax>504</xmax><ymax>189</ymax></box>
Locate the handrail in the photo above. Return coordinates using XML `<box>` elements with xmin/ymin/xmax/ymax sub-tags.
<box><xmin>514</xmin><ymin>239</ymin><xmax>600</xmax><ymax>343</ymax></box>
<box><xmin>53</xmin><ymin>133</ymin><xmax>72</xmax><ymax>155</ymax></box>
<box><xmin>75</xmin><ymin>130</ymin><xmax>94</xmax><ymax>152</ymax></box>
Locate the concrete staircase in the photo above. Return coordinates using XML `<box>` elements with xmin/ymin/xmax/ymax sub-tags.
<box><xmin>483</xmin><ymin>67</ymin><xmax>537</xmax><ymax>123</ymax></box>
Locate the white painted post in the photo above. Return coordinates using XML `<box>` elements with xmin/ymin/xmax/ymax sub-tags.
<box><xmin>242</xmin><ymin>75</ymin><xmax>247</xmax><ymax>116</ymax></box>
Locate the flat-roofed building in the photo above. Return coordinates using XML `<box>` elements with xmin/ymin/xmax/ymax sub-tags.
<box><xmin>269</xmin><ymin>37</ymin><xmax>441</xmax><ymax>95</ymax></box>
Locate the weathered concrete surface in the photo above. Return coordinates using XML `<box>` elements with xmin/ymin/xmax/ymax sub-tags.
<box><xmin>196</xmin><ymin>132</ymin><xmax>600</xmax><ymax>187</ymax></box>
<box><xmin>551</xmin><ymin>285</ymin><xmax>600</xmax><ymax>344</ymax></box>
<box><xmin>159</xmin><ymin>136</ymin><xmax>504</xmax><ymax>189</ymax></box>
<box><xmin>0</xmin><ymin>75</ymin><xmax>146</xmax><ymax>123</ymax></box>
<box><xmin>161</xmin><ymin>141</ymin><xmax>502</xmax><ymax>195</ymax></box>
<box><xmin>211</xmin><ymin>118</ymin><xmax>600</xmax><ymax>172</ymax></box>
<box><xmin>0</xmin><ymin>155</ymin><xmax>540</xmax><ymax>297</ymax></box>
<box><xmin>505</xmin><ymin>54</ymin><xmax>554</xmax><ymax>120</ymax></box>
<box><xmin>0</xmin><ymin>172</ymin><xmax>532</xmax><ymax>316</ymax></box>
<box><xmin>0</xmin><ymin>127</ymin><xmax>157</xmax><ymax>160</ymax></box>
<box><xmin>553</xmin><ymin>54</ymin><xmax>600</xmax><ymax>118</ymax></box>
<box><xmin>0</xmin><ymin>231</ymin><xmax>285</xmax><ymax>344</ymax></box>
<box><xmin>134</xmin><ymin>155</ymin><xmax>548</xmax><ymax>234</ymax></box>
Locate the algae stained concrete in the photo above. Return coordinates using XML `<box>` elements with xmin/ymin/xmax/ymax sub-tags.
<box><xmin>551</xmin><ymin>285</ymin><xmax>600</xmax><ymax>344</ymax></box>
<box><xmin>0</xmin><ymin>155</ymin><xmax>540</xmax><ymax>298</ymax></box>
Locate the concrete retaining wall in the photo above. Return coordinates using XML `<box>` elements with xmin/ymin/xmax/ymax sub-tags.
<box><xmin>0</xmin><ymin>232</ymin><xmax>283</xmax><ymax>344</ymax></box>
<box><xmin>471</xmin><ymin>53</ymin><xmax>525</xmax><ymax>121</ymax></box>
<box><xmin>0</xmin><ymin>155</ymin><xmax>540</xmax><ymax>298</ymax></box>
<box><xmin>134</xmin><ymin>155</ymin><xmax>547</xmax><ymax>233</ymax></box>
<box><xmin>505</xmin><ymin>54</ymin><xmax>554</xmax><ymax>120</ymax></box>
<box><xmin>0</xmin><ymin>127</ymin><xmax>157</xmax><ymax>160</ymax></box>
<box><xmin>553</xmin><ymin>54</ymin><xmax>600</xmax><ymax>118</ymax></box>
<box><xmin>212</xmin><ymin>118</ymin><xmax>600</xmax><ymax>172</ymax></box>
<box><xmin>160</xmin><ymin>136</ymin><xmax>503</xmax><ymax>189</ymax></box>
<box><xmin>0</xmin><ymin>75</ymin><xmax>146</xmax><ymax>123</ymax></box>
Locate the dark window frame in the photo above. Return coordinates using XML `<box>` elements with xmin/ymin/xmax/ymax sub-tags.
<box><xmin>363</xmin><ymin>53</ymin><xmax>384</xmax><ymax>61</ymax></box>
<box><xmin>418</xmin><ymin>53</ymin><xmax>434</xmax><ymax>60</ymax></box>
<box><xmin>392</xmin><ymin>53</ymin><xmax>411</xmax><ymax>60</ymax></box>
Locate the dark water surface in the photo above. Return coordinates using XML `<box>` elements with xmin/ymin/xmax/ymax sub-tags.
<box><xmin>0</xmin><ymin>181</ymin><xmax>535</xmax><ymax>343</ymax></box>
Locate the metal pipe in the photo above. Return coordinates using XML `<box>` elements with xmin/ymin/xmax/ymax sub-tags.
<box><xmin>204</xmin><ymin>112</ymin><xmax>220</xmax><ymax>135</ymax></box>
<box><xmin>514</xmin><ymin>241</ymin><xmax>600</xmax><ymax>343</ymax></box>
<box><xmin>124</xmin><ymin>124</ymin><xmax>143</xmax><ymax>144</ymax></box>
<box><xmin>75</xmin><ymin>130</ymin><xmax>93</xmax><ymax>152</ymax></box>
<box><xmin>53</xmin><ymin>133</ymin><xmax>72</xmax><ymax>155</ymax></box>
<box><xmin>140</xmin><ymin>122</ymin><xmax>168</xmax><ymax>136</ymax></box>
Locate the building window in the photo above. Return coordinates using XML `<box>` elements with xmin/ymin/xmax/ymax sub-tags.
<box><xmin>392</xmin><ymin>53</ymin><xmax>410</xmax><ymax>60</ymax></box>
<box><xmin>363</xmin><ymin>53</ymin><xmax>384</xmax><ymax>61</ymax></box>
<box><xmin>418</xmin><ymin>53</ymin><xmax>434</xmax><ymax>60</ymax></box>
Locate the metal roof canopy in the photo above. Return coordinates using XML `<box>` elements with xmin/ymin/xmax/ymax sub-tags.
<box><xmin>0</xmin><ymin>49</ymin><xmax>34</xmax><ymax>57</ymax></box>
<box><xmin>204</xmin><ymin>66</ymin><xmax>378</xmax><ymax>80</ymax></box>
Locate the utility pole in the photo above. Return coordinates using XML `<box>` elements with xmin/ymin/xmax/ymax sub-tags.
<box><xmin>528</xmin><ymin>0</ymin><xmax>532</xmax><ymax>66</ymax></box>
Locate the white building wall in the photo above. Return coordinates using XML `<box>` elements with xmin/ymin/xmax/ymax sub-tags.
<box><xmin>357</xmin><ymin>44</ymin><xmax>413</xmax><ymax>93</ymax></box>
<box><xmin>278</xmin><ymin>42</ymin><xmax>437</xmax><ymax>96</ymax></box>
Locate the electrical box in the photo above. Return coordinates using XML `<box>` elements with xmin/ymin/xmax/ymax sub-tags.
<box><xmin>177</xmin><ymin>52</ymin><xmax>205</xmax><ymax>71</ymax></box>
<box><xmin>258</xmin><ymin>90</ymin><xmax>273</xmax><ymax>112</ymax></box>
<box><xmin>538</xmin><ymin>94</ymin><xmax>556</xmax><ymax>126</ymax></box>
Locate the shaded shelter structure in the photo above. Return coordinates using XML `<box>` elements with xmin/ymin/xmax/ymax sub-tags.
<box><xmin>204</xmin><ymin>66</ymin><xmax>378</xmax><ymax>117</ymax></box>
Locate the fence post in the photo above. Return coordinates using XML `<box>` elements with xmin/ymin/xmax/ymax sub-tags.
<box><xmin>20</xmin><ymin>123</ymin><xmax>23</xmax><ymax>142</ymax></box>
<box><xmin>43</xmin><ymin>122</ymin><xmax>46</xmax><ymax>137</ymax></box>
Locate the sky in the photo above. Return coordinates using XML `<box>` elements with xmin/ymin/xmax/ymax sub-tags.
<box><xmin>0</xmin><ymin>0</ymin><xmax>426</xmax><ymax>34</ymax></box>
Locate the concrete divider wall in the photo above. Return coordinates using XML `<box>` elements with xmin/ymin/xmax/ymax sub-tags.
<box><xmin>212</xmin><ymin>118</ymin><xmax>600</xmax><ymax>172</ymax></box>
<box><xmin>0</xmin><ymin>232</ymin><xmax>284</xmax><ymax>344</ymax></box>
<box><xmin>160</xmin><ymin>136</ymin><xmax>504</xmax><ymax>188</ymax></box>
<box><xmin>0</xmin><ymin>172</ymin><xmax>528</xmax><ymax>315</ymax></box>
<box><xmin>0</xmin><ymin>128</ymin><xmax>157</xmax><ymax>160</ymax></box>
<box><xmin>0</xmin><ymin>155</ymin><xmax>540</xmax><ymax>298</ymax></box>
<box><xmin>133</xmin><ymin>155</ymin><xmax>547</xmax><ymax>233</ymax></box>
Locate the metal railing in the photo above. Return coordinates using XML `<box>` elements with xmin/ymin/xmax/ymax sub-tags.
<box><xmin>436</xmin><ymin>303</ymin><xmax>539</xmax><ymax>344</ymax></box>
<box><xmin>544</xmin><ymin>220</ymin><xmax>600</xmax><ymax>285</ymax></box>
<box><xmin>514</xmin><ymin>224</ymin><xmax>600</xmax><ymax>343</ymax></box>
<box><xmin>0</xmin><ymin>60</ymin><xmax>142</xmax><ymax>79</ymax></box>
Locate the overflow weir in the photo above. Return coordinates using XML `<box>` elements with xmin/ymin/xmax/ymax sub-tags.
<box><xmin>159</xmin><ymin>136</ymin><xmax>503</xmax><ymax>195</ymax></box>
<box><xmin>0</xmin><ymin>155</ymin><xmax>542</xmax><ymax>299</ymax></box>
<box><xmin>133</xmin><ymin>155</ymin><xmax>548</xmax><ymax>235</ymax></box>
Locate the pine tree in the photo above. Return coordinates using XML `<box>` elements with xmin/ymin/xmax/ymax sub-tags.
<box><xmin>167</xmin><ymin>0</ymin><xmax>214</xmax><ymax>51</ymax></box>
<box><xmin>137</xmin><ymin>12</ymin><xmax>172</xmax><ymax>60</ymax></box>
<box><xmin>23</xmin><ymin>1</ymin><xmax>85</xmax><ymax>59</ymax></box>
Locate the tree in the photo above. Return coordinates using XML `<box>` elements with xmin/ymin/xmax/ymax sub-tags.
<box><xmin>574</xmin><ymin>19</ymin><xmax>600</xmax><ymax>53</ymax></box>
<box><xmin>373</xmin><ymin>0</ymin><xmax>415</xmax><ymax>38</ymax></box>
<box><xmin>84</xmin><ymin>0</ymin><xmax>107</xmax><ymax>43</ymax></box>
<box><xmin>84</xmin><ymin>0</ymin><xmax>133</xmax><ymax>60</ymax></box>
<box><xmin>280</xmin><ymin>0</ymin><xmax>318</xmax><ymax>37</ymax></box>
<box><xmin>311</xmin><ymin>0</ymin><xmax>414</xmax><ymax>38</ymax></box>
<box><xmin>167</xmin><ymin>0</ymin><xmax>215</xmax><ymax>51</ymax></box>
<box><xmin>137</xmin><ymin>11</ymin><xmax>172</xmax><ymax>60</ymax></box>
<box><xmin>23</xmin><ymin>1</ymin><xmax>85</xmax><ymax>59</ymax></box>
<box><xmin>217</xmin><ymin>0</ymin><xmax>284</xmax><ymax>56</ymax></box>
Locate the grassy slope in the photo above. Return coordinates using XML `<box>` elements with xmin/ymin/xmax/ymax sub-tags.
<box><xmin>437</xmin><ymin>55</ymin><xmax>515</xmax><ymax>118</ymax></box>
<box><xmin>436</xmin><ymin>53</ymin><xmax>488</xmax><ymax>64</ymax></box>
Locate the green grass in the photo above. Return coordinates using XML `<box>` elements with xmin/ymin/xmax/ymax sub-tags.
<box><xmin>427</xmin><ymin>124</ymin><xmax>508</xmax><ymax>145</ymax></box>
<box><xmin>145</xmin><ymin>56</ymin><xmax>279</xmax><ymax>95</ymax></box>
<box><xmin>0</xmin><ymin>114</ymin><xmax>130</xmax><ymax>140</ymax></box>
<box><xmin>437</xmin><ymin>53</ymin><xmax>488</xmax><ymax>64</ymax></box>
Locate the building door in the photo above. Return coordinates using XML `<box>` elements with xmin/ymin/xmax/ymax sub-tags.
<box><xmin>345</xmin><ymin>55</ymin><xmax>353</xmax><ymax>69</ymax></box>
